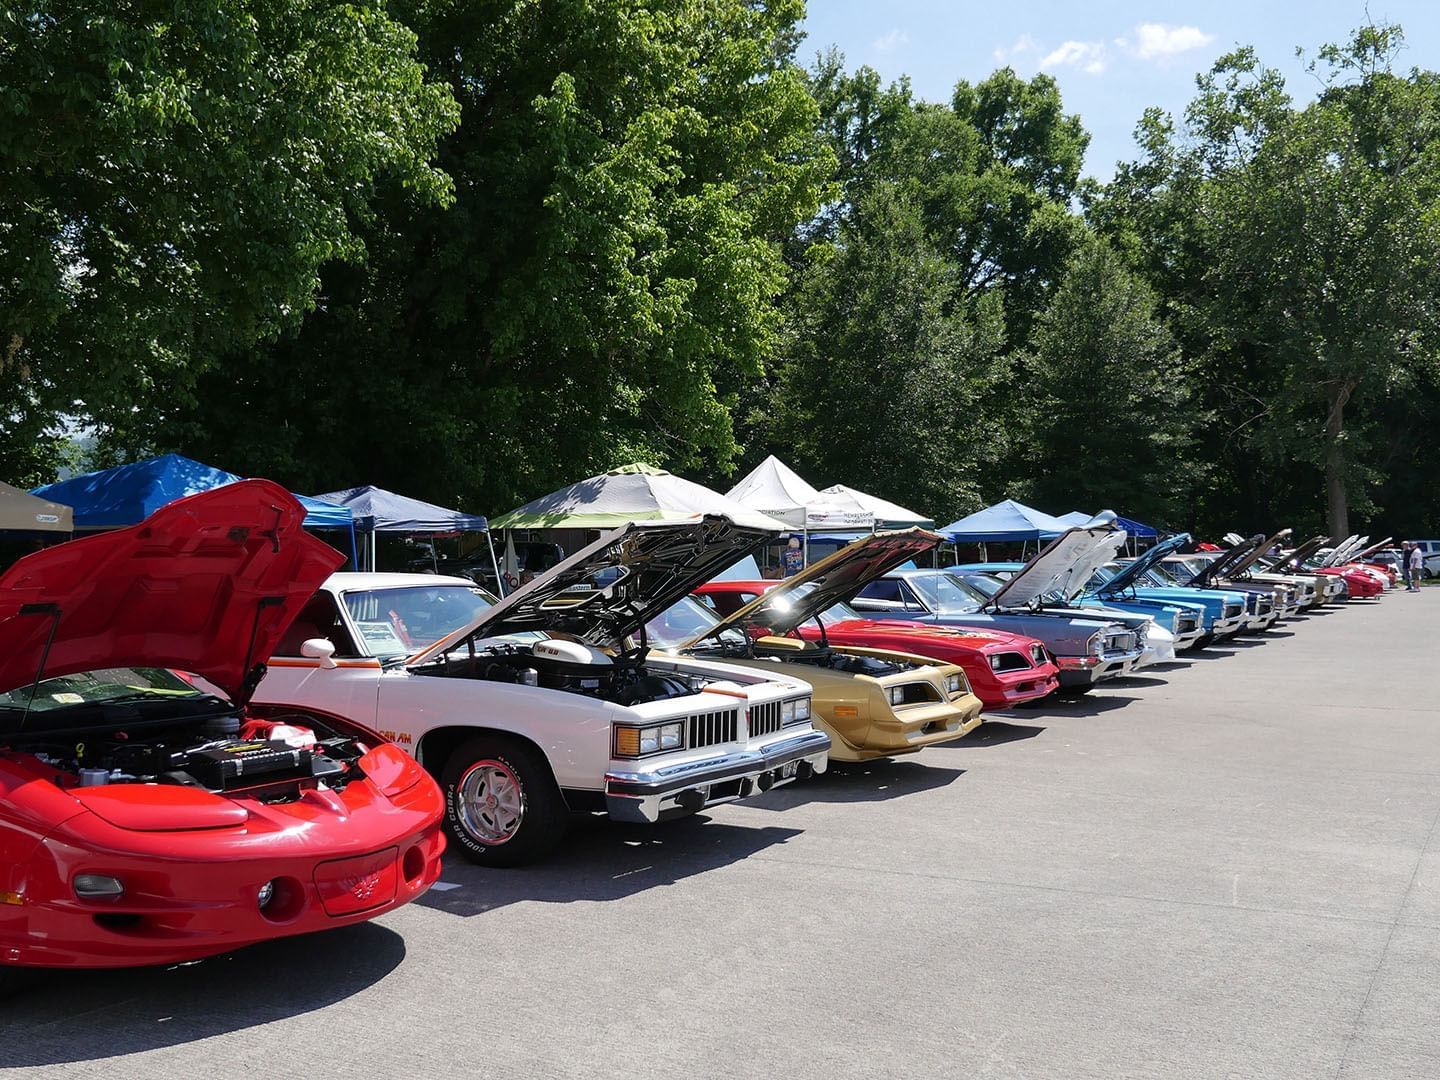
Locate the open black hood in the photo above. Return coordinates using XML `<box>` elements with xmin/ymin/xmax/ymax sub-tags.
<box><xmin>1231</xmin><ymin>529</ymin><xmax>1293</xmax><ymax>578</ymax></box>
<box><xmin>1274</xmin><ymin>535</ymin><xmax>1329</xmax><ymax>572</ymax></box>
<box><xmin>1185</xmin><ymin>534</ymin><xmax>1266</xmax><ymax>587</ymax></box>
<box><xmin>409</xmin><ymin>517</ymin><xmax>774</xmax><ymax>660</ymax></box>
<box><xmin>678</xmin><ymin>528</ymin><xmax>942</xmax><ymax>647</ymax></box>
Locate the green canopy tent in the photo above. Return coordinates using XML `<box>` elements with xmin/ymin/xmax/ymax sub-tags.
<box><xmin>489</xmin><ymin>464</ymin><xmax>787</xmax><ymax>594</ymax></box>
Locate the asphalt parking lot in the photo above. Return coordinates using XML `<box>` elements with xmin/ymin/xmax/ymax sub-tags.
<box><xmin>5</xmin><ymin>591</ymin><xmax>1438</xmax><ymax>1079</ymax></box>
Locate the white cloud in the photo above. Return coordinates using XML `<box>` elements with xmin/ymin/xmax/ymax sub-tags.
<box><xmin>1040</xmin><ymin>40</ymin><xmax>1107</xmax><ymax>75</ymax></box>
<box><xmin>872</xmin><ymin>28</ymin><xmax>909</xmax><ymax>53</ymax></box>
<box><xmin>1127</xmin><ymin>23</ymin><xmax>1215</xmax><ymax>60</ymax></box>
<box><xmin>993</xmin><ymin>33</ymin><xmax>1040</xmax><ymax>63</ymax></box>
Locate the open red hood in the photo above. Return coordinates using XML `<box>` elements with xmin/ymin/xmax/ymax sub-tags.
<box><xmin>0</xmin><ymin>479</ymin><xmax>345</xmax><ymax>706</ymax></box>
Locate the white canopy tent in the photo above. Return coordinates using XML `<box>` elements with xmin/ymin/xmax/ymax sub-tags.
<box><xmin>725</xmin><ymin>456</ymin><xmax>872</xmax><ymax>530</ymax></box>
<box><xmin>726</xmin><ymin>456</ymin><xmax>873</xmax><ymax>567</ymax></box>
<box><xmin>492</xmin><ymin>463</ymin><xmax>787</xmax><ymax>532</ymax></box>
<box><xmin>816</xmin><ymin>483</ymin><xmax>933</xmax><ymax>529</ymax></box>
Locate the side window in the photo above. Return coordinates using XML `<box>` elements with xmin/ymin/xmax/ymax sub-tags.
<box><xmin>856</xmin><ymin>579</ymin><xmax>902</xmax><ymax>603</ymax></box>
<box><xmin>897</xmin><ymin>581</ymin><xmax>925</xmax><ymax>609</ymax></box>
<box><xmin>276</xmin><ymin>593</ymin><xmax>362</xmax><ymax>658</ymax></box>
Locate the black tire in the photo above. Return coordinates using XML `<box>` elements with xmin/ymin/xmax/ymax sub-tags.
<box><xmin>439</xmin><ymin>735</ymin><xmax>568</xmax><ymax>867</ymax></box>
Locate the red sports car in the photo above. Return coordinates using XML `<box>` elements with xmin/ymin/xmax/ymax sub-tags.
<box><xmin>0</xmin><ymin>480</ymin><xmax>445</xmax><ymax>977</ymax></box>
<box><xmin>694</xmin><ymin>580</ymin><xmax>1060</xmax><ymax>708</ymax></box>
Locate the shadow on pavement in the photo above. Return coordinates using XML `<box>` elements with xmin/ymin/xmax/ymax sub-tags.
<box><xmin>745</xmin><ymin>759</ymin><xmax>965</xmax><ymax>811</ymax></box>
<box><xmin>1101</xmin><ymin>674</ymin><xmax>1169</xmax><ymax>689</ymax></box>
<box><xmin>0</xmin><ymin>923</ymin><xmax>405</xmax><ymax>1066</ymax></box>
<box><xmin>418</xmin><ymin>816</ymin><xmax>802</xmax><ymax>916</ymax></box>
<box><xmin>1039</xmin><ymin>693</ymin><xmax>1140</xmax><ymax>716</ymax></box>
<box><xmin>931</xmin><ymin>720</ymin><xmax>1046</xmax><ymax>748</ymax></box>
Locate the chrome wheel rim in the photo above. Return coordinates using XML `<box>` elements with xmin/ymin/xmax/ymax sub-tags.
<box><xmin>456</xmin><ymin>760</ymin><xmax>525</xmax><ymax>845</ymax></box>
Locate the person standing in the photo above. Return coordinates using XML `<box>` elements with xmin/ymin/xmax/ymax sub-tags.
<box><xmin>1401</xmin><ymin>542</ymin><xmax>1414</xmax><ymax>590</ymax></box>
<box><xmin>1409</xmin><ymin>542</ymin><xmax>1424</xmax><ymax>591</ymax></box>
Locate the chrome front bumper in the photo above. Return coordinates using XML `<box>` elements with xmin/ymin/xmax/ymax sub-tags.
<box><xmin>1212</xmin><ymin>613</ymin><xmax>1248</xmax><ymax>637</ymax></box>
<box><xmin>603</xmin><ymin>729</ymin><xmax>832</xmax><ymax>824</ymax></box>
<box><xmin>1174</xmin><ymin>627</ymin><xmax>1206</xmax><ymax>651</ymax></box>
<box><xmin>1055</xmin><ymin>649</ymin><xmax>1142</xmax><ymax>686</ymax></box>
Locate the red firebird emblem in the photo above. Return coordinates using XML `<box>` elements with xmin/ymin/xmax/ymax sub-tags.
<box><xmin>349</xmin><ymin>872</ymin><xmax>382</xmax><ymax>902</ymax></box>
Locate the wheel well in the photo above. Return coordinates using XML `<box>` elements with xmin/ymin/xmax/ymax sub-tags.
<box><xmin>414</xmin><ymin>725</ymin><xmax>551</xmax><ymax>779</ymax></box>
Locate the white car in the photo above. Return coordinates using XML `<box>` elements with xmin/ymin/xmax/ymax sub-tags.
<box><xmin>254</xmin><ymin>519</ymin><xmax>830</xmax><ymax>866</ymax></box>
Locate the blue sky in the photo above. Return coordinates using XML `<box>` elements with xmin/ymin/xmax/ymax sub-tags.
<box><xmin>798</xmin><ymin>2</ymin><xmax>1440</xmax><ymax>180</ymax></box>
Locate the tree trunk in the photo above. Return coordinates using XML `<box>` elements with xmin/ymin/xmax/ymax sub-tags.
<box><xmin>1324</xmin><ymin>380</ymin><xmax>1357</xmax><ymax>539</ymax></box>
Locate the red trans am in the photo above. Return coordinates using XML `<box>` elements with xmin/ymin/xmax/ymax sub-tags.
<box><xmin>694</xmin><ymin>581</ymin><xmax>1060</xmax><ymax>708</ymax></box>
<box><xmin>0</xmin><ymin>480</ymin><xmax>444</xmax><ymax>977</ymax></box>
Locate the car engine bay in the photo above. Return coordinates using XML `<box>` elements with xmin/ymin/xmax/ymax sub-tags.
<box><xmin>414</xmin><ymin>637</ymin><xmax>716</xmax><ymax>706</ymax></box>
<box><xmin>691</xmin><ymin>636</ymin><xmax>913</xmax><ymax>678</ymax></box>
<box><xmin>6</xmin><ymin>714</ymin><xmax>370</xmax><ymax>799</ymax></box>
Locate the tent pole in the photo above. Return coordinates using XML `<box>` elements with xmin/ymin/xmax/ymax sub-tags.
<box><xmin>348</xmin><ymin>522</ymin><xmax>358</xmax><ymax>570</ymax></box>
<box><xmin>431</xmin><ymin>532</ymin><xmax>439</xmax><ymax>573</ymax></box>
<box><xmin>486</xmin><ymin>530</ymin><xmax>503</xmax><ymax>597</ymax></box>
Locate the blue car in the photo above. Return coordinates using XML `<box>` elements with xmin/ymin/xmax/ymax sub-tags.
<box><xmin>951</xmin><ymin>562</ymin><xmax>1208</xmax><ymax>652</ymax></box>
<box><xmin>1094</xmin><ymin>534</ymin><xmax>1253</xmax><ymax>639</ymax></box>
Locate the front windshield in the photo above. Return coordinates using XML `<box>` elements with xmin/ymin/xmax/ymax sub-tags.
<box><xmin>1167</xmin><ymin>557</ymin><xmax>1208</xmax><ymax>580</ymax></box>
<box><xmin>1143</xmin><ymin>563</ymin><xmax>1183</xmax><ymax>586</ymax></box>
<box><xmin>952</xmin><ymin>571</ymin><xmax>1001</xmax><ymax>599</ymax></box>
<box><xmin>343</xmin><ymin>584</ymin><xmax>496</xmax><ymax>660</ymax></box>
<box><xmin>645</xmin><ymin>596</ymin><xmax>748</xmax><ymax>650</ymax></box>
<box><xmin>0</xmin><ymin>667</ymin><xmax>214</xmax><ymax>718</ymax></box>
<box><xmin>907</xmin><ymin>571</ymin><xmax>989</xmax><ymax>613</ymax></box>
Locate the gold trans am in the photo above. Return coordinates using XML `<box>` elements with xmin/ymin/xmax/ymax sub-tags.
<box><xmin>647</xmin><ymin>531</ymin><xmax>985</xmax><ymax>762</ymax></box>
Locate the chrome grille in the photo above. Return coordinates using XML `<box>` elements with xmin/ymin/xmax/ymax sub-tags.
<box><xmin>687</xmin><ymin>708</ymin><xmax>739</xmax><ymax>750</ymax></box>
<box><xmin>748</xmin><ymin>700</ymin><xmax>783</xmax><ymax>739</ymax></box>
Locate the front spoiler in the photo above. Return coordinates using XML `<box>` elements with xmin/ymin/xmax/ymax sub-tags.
<box><xmin>603</xmin><ymin>729</ymin><xmax>832</xmax><ymax>824</ymax></box>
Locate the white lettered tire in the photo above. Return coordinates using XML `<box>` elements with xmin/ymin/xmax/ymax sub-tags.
<box><xmin>439</xmin><ymin>735</ymin><xmax>567</xmax><ymax>867</ymax></box>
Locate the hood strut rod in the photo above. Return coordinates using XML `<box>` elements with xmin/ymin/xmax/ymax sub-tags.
<box><xmin>16</xmin><ymin>603</ymin><xmax>61</xmax><ymax>735</ymax></box>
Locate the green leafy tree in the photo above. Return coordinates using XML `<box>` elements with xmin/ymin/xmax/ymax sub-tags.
<box><xmin>1020</xmin><ymin>237</ymin><xmax>1204</xmax><ymax>527</ymax></box>
<box><xmin>141</xmin><ymin>0</ymin><xmax>832</xmax><ymax>508</ymax></box>
<box><xmin>0</xmin><ymin>0</ymin><xmax>459</xmax><ymax>473</ymax></box>
<box><xmin>762</xmin><ymin>184</ymin><xmax>1009</xmax><ymax>522</ymax></box>
<box><xmin>1096</xmin><ymin>24</ymin><xmax>1440</xmax><ymax>536</ymax></box>
<box><xmin>801</xmin><ymin>59</ymin><xmax>1090</xmax><ymax>343</ymax></box>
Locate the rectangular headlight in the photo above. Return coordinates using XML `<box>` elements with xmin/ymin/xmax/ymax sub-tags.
<box><xmin>781</xmin><ymin>699</ymin><xmax>796</xmax><ymax>723</ymax></box>
<box><xmin>614</xmin><ymin>721</ymin><xmax>685</xmax><ymax>758</ymax></box>
<box><xmin>945</xmin><ymin>674</ymin><xmax>963</xmax><ymax>694</ymax></box>
<box><xmin>988</xmin><ymin>654</ymin><xmax>1004</xmax><ymax>671</ymax></box>
<box><xmin>792</xmin><ymin>697</ymin><xmax>811</xmax><ymax>721</ymax></box>
<box><xmin>887</xmin><ymin>686</ymin><xmax>905</xmax><ymax>706</ymax></box>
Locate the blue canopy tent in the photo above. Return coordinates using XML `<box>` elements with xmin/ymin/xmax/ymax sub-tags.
<box><xmin>317</xmin><ymin>485</ymin><xmax>498</xmax><ymax>580</ymax></box>
<box><xmin>941</xmin><ymin>499</ymin><xmax>1070</xmax><ymax>543</ymax></box>
<box><xmin>939</xmin><ymin>499</ymin><xmax>1073</xmax><ymax>561</ymax></box>
<box><xmin>32</xmin><ymin>453</ymin><xmax>358</xmax><ymax>565</ymax></box>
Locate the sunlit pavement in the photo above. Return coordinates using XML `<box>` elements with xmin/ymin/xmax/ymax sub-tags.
<box><xmin>5</xmin><ymin>591</ymin><xmax>1438</xmax><ymax>1079</ymax></box>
